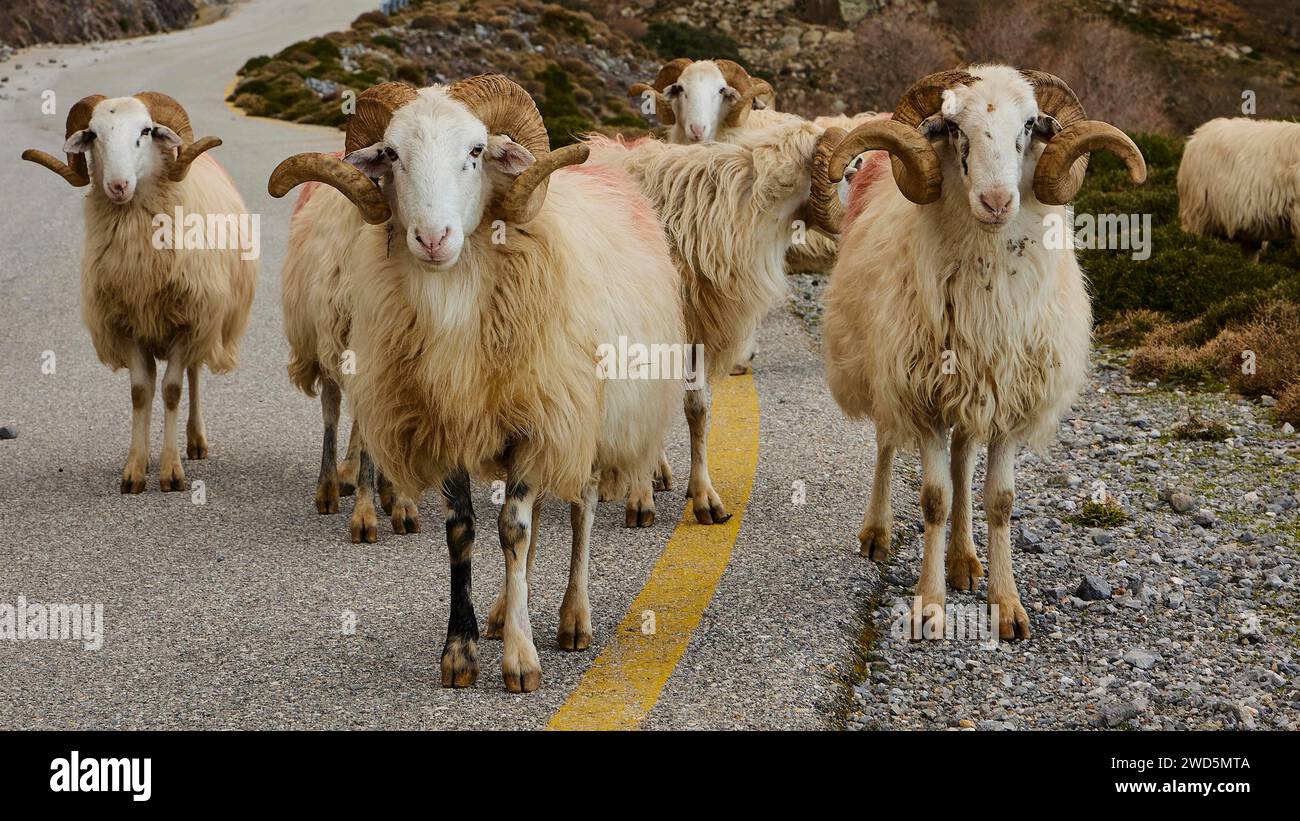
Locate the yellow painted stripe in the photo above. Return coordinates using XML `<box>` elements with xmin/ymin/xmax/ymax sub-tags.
<box><xmin>548</xmin><ymin>373</ymin><xmax>760</xmax><ymax>730</ymax></box>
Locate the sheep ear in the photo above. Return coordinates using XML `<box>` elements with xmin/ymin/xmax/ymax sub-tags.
<box><xmin>343</xmin><ymin>143</ymin><xmax>393</xmax><ymax>179</ymax></box>
<box><xmin>64</xmin><ymin>129</ymin><xmax>95</xmax><ymax>154</ymax></box>
<box><xmin>1032</xmin><ymin>114</ymin><xmax>1062</xmax><ymax>143</ymax></box>
<box><xmin>150</xmin><ymin>125</ymin><xmax>183</xmax><ymax>149</ymax></box>
<box><xmin>721</xmin><ymin>86</ymin><xmax>742</xmax><ymax>104</ymax></box>
<box><xmin>918</xmin><ymin>114</ymin><xmax>947</xmax><ymax>140</ymax></box>
<box><xmin>487</xmin><ymin>135</ymin><xmax>534</xmax><ymax>177</ymax></box>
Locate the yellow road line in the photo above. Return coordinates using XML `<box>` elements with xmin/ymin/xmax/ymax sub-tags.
<box><xmin>548</xmin><ymin>373</ymin><xmax>760</xmax><ymax>730</ymax></box>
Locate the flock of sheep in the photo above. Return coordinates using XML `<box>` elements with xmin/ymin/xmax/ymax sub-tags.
<box><xmin>20</xmin><ymin>52</ymin><xmax>1294</xmax><ymax>693</ymax></box>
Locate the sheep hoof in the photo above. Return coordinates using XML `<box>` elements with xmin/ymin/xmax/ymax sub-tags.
<box><xmin>502</xmin><ymin>645</ymin><xmax>542</xmax><ymax>693</ymax></box>
<box><xmin>186</xmin><ymin>436</ymin><xmax>208</xmax><ymax>460</ymax></box>
<box><xmin>729</xmin><ymin>362</ymin><xmax>752</xmax><ymax>376</ymax></box>
<box><xmin>159</xmin><ymin>461</ymin><xmax>189</xmax><ymax>493</ymax></box>
<box><xmin>946</xmin><ymin>548</ymin><xmax>984</xmax><ymax>591</ymax></box>
<box><xmin>390</xmin><ymin>501</ymin><xmax>420</xmax><ymax>535</ymax></box>
<box><xmin>652</xmin><ymin>472</ymin><xmax>673</xmax><ymax>493</ymax></box>
<box><xmin>350</xmin><ymin>501</ymin><xmax>379</xmax><ymax>544</ymax></box>
<box><xmin>440</xmin><ymin>637</ymin><xmax>479</xmax><ymax>688</ymax></box>
<box><xmin>858</xmin><ymin>525</ymin><xmax>891</xmax><ymax>561</ymax></box>
<box><xmin>625</xmin><ymin>502</ymin><xmax>655</xmax><ymax>528</ymax></box>
<box><xmin>119</xmin><ymin>475</ymin><xmax>147</xmax><ymax>495</ymax></box>
<box><xmin>991</xmin><ymin>596</ymin><xmax>1031</xmax><ymax>640</ymax></box>
<box><xmin>598</xmin><ymin>487</ymin><xmax>619</xmax><ymax>503</ymax></box>
<box><xmin>557</xmin><ymin>600</ymin><xmax>592</xmax><ymax>651</ymax></box>
<box><xmin>315</xmin><ymin>480</ymin><xmax>340</xmax><ymax>515</ymax></box>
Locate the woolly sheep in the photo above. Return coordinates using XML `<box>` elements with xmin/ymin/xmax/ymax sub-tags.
<box><xmin>22</xmin><ymin>93</ymin><xmax>255</xmax><ymax>493</ymax></box>
<box><xmin>821</xmin><ymin>66</ymin><xmax>1145</xmax><ymax>639</ymax></box>
<box><xmin>268</xmin><ymin>77</ymin><xmax>685</xmax><ymax>692</ymax></box>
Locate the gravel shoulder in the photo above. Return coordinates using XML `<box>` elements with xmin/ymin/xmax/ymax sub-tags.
<box><xmin>790</xmin><ymin>274</ymin><xmax>1300</xmax><ymax>731</ymax></box>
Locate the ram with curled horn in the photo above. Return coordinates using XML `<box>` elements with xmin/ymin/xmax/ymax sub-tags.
<box><xmin>627</xmin><ymin>58</ymin><xmax>776</xmax><ymax>143</ymax></box>
<box><xmin>18</xmin><ymin>91</ymin><xmax>256</xmax><ymax>496</ymax></box>
<box><xmin>822</xmin><ymin>65</ymin><xmax>1146</xmax><ymax>644</ymax></box>
<box><xmin>269</xmin><ymin>76</ymin><xmax>686</xmax><ymax>694</ymax></box>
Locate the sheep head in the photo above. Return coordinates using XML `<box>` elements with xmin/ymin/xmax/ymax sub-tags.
<box><xmin>21</xmin><ymin>92</ymin><xmax>221</xmax><ymax>197</ymax></box>
<box><xmin>269</xmin><ymin>76</ymin><xmax>588</xmax><ymax>267</ymax></box>
<box><xmin>629</xmin><ymin>58</ymin><xmax>775</xmax><ymax>141</ymax></box>
<box><xmin>828</xmin><ymin>67</ymin><xmax>1146</xmax><ymax>227</ymax></box>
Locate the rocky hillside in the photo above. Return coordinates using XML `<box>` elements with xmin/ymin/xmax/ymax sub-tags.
<box><xmin>0</xmin><ymin>0</ymin><xmax>230</xmax><ymax>49</ymax></box>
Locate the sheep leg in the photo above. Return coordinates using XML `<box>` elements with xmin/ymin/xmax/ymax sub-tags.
<box><xmin>946</xmin><ymin>428</ymin><xmax>984</xmax><ymax>591</ymax></box>
<box><xmin>120</xmin><ymin>344</ymin><xmax>156</xmax><ymax>494</ymax></box>
<box><xmin>485</xmin><ymin>497</ymin><xmax>541</xmax><ymax>638</ymax></box>
<box><xmin>439</xmin><ymin>469</ymin><xmax>478</xmax><ymax>687</ymax></box>
<box><xmin>185</xmin><ymin>365</ymin><xmax>208</xmax><ymax>460</ymax></box>
<box><xmin>1236</xmin><ymin>238</ymin><xmax>1263</xmax><ymax>263</ymax></box>
<box><xmin>625</xmin><ymin>473</ymin><xmax>656</xmax><ymax>528</ymax></box>
<box><xmin>911</xmin><ymin>431</ymin><xmax>951</xmax><ymax>639</ymax></box>
<box><xmin>337</xmin><ymin>419</ymin><xmax>360</xmax><ymax>496</ymax></box>
<box><xmin>158</xmin><ymin>350</ymin><xmax>189</xmax><ymax>492</ymax></box>
<box><xmin>985</xmin><ymin>437</ymin><xmax>1030</xmax><ymax>640</ymax></box>
<box><xmin>685</xmin><ymin>380</ymin><xmax>731</xmax><ymax>524</ymax></box>
<box><xmin>498</xmin><ymin>479</ymin><xmax>542</xmax><ymax>692</ymax></box>
<box><xmin>653</xmin><ymin>450</ymin><xmax>674</xmax><ymax>492</ymax></box>
<box><xmin>314</xmin><ymin>377</ymin><xmax>342</xmax><ymax>515</ymax></box>
<box><xmin>559</xmin><ymin>478</ymin><xmax>597</xmax><ymax>650</ymax></box>
<box><xmin>858</xmin><ymin>440</ymin><xmax>895</xmax><ymax>560</ymax></box>
<box><xmin>729</xmin><ymin>332</ymin><xmax>757</xmax><ymax>375</ymax></box>
<box><xmin>348</xmin><ymin>448</ymin><xmax>379</xmax><ymax>544</ymax></box>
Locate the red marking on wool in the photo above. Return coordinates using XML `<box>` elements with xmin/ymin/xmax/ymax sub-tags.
<box><xmin>843</xmin><ymin>151</ymin><xmax>891</xmax><ymax>232</ymax></box>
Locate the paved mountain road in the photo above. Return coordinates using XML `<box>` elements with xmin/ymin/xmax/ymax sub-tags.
<box><xmin>0</xmin><ymin>0</ymin><xmax>881</xmax><ymax>729</ymax></box>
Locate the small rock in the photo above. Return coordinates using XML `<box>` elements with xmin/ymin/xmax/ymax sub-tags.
<box><xmin>957</xmin><ymin>718</ymin><xmax>975</xmax><ymax>729</ymax></box>
<box><xmin>1076</xmin><ymin>574</ymin><xmax>1113</xmax><ymax>601</ymax></box>
<box><xmin>1168</xmin><ymin>492</ymin><xmax>1196</xmax><ymax>514</ymax></box>
<box><xmin>0</xmin><ymin>425</ymin><xmax>15</xmax><ymax>440</ymax></box>
<box><xmin>1123</xmin><ymin>648</ymin><xmax>1160</xmax><ymax>670</ymax></box>
<box><xmin>1090</xmin><ymin>528</ymin><xmax>1112</xmax><ymax>546</ymax></box>
<box><xmin>1192</xmin><ymin>509</ymin><xmax>1216</xmax><ymax>527</ymax></box>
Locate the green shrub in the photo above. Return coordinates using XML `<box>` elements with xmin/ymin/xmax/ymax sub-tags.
<box><xmin>643</xmin><ymin>20</ymin><xmax>747</xmax><ymax>67</ymax></box>
<box><xmin>240</xmin><ymin>55</ymin><xmax>271</xmax><ymax>74</ymax></box>
<box><xmin>1066</xmin><ymin>500</ymin><xmax>1129</xmax><ymax>528</ymax></box>
<box><xmin>372</xmin><ymin>34</ymin><xmax>402</xmax><ymax>51</ymax></box>
<box><xmin>534</xmin><ymin>64</ymin><xmax>593</xmax><ymax>146</ymax></box>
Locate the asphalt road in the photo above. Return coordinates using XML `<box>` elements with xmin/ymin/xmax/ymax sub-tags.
<box><xmin>0</xmin><ymin>0</ymin><xmax>880</xmax><ymax>729</ymax></box>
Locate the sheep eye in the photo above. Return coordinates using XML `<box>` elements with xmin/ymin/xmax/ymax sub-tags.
<box><xmin>469</xmin><ymin>144</ymin><xmax>484</xmax><ymax>159</ymax></box>
<box><xmin>1024</xmin><ymin>118</ymin><xmax>1035</xmax><ymax>131</ymax></box>
<box><xmin>383</xmin><ymin>147</ymin><xmax>399</xmax><ymax>161</ymax></box>
<box><xmin>141</xmin><ymin>127</ymin><xmax>153</xmax><ymax>137</ymax></box>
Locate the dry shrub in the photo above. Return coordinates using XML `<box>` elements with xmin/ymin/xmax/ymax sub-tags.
<box><xmin>1096</xmin><ymin>308</ymin><xmax>1167</xmax><ymax>347</ymax></box>
<box><xmin>837</xmin><ymin>9</ymin><xmax>959</xmax><ymax>111</ymax></box>
<box><xmin>1275</xmin><ymin>382</ymin><xmax>1300</xmax><ymax>426</ymax></box>
<box><xmin>1042</xmin><ymin>21</ymin><xmax>1172</xmax><ymax>133</ymax></box>
<box><xmin>1128</xmin><ymin>345</ymin><xmax>1215</xmax><ymax>385</ymax></box>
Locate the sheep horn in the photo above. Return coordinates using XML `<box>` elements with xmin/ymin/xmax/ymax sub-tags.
<box><xmin>804</xmin><ymin>127</ymin><xmax>848</xmax><ymax>235</ymax></box>
<box><xmin>716</xmin><ymin>59</ymin><xmax>772</xmax><ymax>127</ymax></box>
<box><xmin>20</xmin><ymin>93</ymin><xmax>104</xmax><ymax>187</ymax></box>
<box><xmin>267</xmin><ymin>152</ymin><xmax>392</xmax><ymax>225</ymax></box>
<box><xmin>450</xmin><ymin>73</ymin><xmax>582</xmax><ymax>224</ymax></box>
<box><xmin>1019</xmin><ymin>70</ymin><xmax>1145</xmax><ymax>204</ymax></box>
<box><xmin>828</xmin><ymin>117</ymin><xmax>943</xmax><ymax>205</ymax></box>
<box><xmin>1034</xmin><ymin>121</ymin><xmax>1146</xmax><ymax>205</ymax></box>
<box><xmin>628</xmin><ymin>82</ymin><xmax>675</xmax><ymax>125</ymax></box>
<box><xmin>134</xmin><ymin>91</ymin><xmax>221</xmax><ymax>182</ymax></box>
<box><xmin>628</xmin><ymin>58</ymin><xmax>693</xmax><ymax>126</ymax></box>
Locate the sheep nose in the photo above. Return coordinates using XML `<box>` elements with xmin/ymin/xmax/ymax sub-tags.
<box><xmin>416</xmin><ymin>227</ymin><xmax>451</xmax><ymax>255</ymax></box>
<box><xmin>979</xmin><ymin>189</ymin><xmax>1013</xmax><ymax>217</ymax></box>
<box><xmin>689</xmin><ymin>124</ymin><xmax>705</xmax><ymax>141</ymax></box>
<box><xmin>107</xmin><ymin>179</ymin><xmax>130</xmax><ymax>199</ymax></box>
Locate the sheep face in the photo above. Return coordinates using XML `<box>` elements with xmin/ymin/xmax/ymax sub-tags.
<box><xmin>920</xmin><ymin>71</ymin><xmax>1055</xmax><ymax>232</ymax></box>
<box><xmin>667</xmin><ymin>61</ymin><xmax>742</xmax><ymax>143</ymax></box>
<box><xmin>343</xmin><ymin>91</ymin><xmax>534</xmax><ymax>268</ymax></box>
<box><xmin>63</xmin><ymin>97</ymin><xmax>183</xmax><ymax>204</ymax></box>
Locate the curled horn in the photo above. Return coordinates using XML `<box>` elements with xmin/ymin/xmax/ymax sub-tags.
<box><xmin>1020</xmin><ymin>70</ymin><xmax>1146</xmax><ymax>204</ymax></box>
<box><xmin>828</xmin><ymin>117</ymin><xmax>945</xmax><ymax>205</ymax></box>
<box><xmin>449</xmin><ymin>74</ymin><xmax>588</xmax><ymax>224</ymax></box>
<box><xmin>134</xmin><ymin>92</ymin><xmax>221</xmax><ymax>182</ymax></box>
<box><xmin>804</xmin><ymin>127</ymin><xmax>848</xmax><ymax>235</ymax></box>
<box><xmin>20</xmin><ymin>94</ymin><xmax>105</xmax><ymax>186</ymax></box>
<box><xmin>266</xmin><ymin>82</ymin><xmax>420</xmax><ymax>225</ymax></box>
<box><xmin>627</xmin><ymin>57</ymin><xmax>692</xmax><ymax>125</ymax></box>
<box><xmin>716</xmin><ymin>60</ymin><xmax>774</xmax><ymax>127</ymax></box>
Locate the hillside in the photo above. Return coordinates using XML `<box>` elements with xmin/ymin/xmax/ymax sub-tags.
<box><xmin>0</xmin><ymin>0</ymin><xmax>231</xmax><ymax>50</ymax></box>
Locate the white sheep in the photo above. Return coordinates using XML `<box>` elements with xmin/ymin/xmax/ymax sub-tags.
<box><xmin>1178</xmin><ymin>116</ymin><xmax>1300</xmax><ymax>261</ymax></box>
<box><xmin>22</xmin><ymin>93</ymin><xmax>256</xmax><ymax>493</ymax></box>
<box><xmin>821</xmin><ymin>66</ymin><xmax>1145</xmax><ymax>639</ymax></box>
<box><xmin>268</xmin><ymin>77</ymin><xmax>685</xmax><ymax>692</ymax></box>
<box><xmin>628</xmin><ymin>58</ymin><xmax>885</xmax><ymax>372</ymax></box>
<box><xmin>585</xmin><ymin>119</ymin><xmax>845</xmax><ymax>524</ymax></box>
<box><xmin>281</xmin><ymin>171</ymin><xmax>422</xmax><ymax>543</ymax></box>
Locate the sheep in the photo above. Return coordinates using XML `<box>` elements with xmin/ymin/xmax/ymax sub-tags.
<box><xmin>584</xmin><ymin>118</ymin><xmax>845</xmax><ymax>524</ymax></box>
<box><xmin>268</xmin><ymin>76</ymin><xmax>685</xmax><ymax>692</ymax></box>
<box><xmin>628</xmin><ymin>59</ymin><xmax>885</xmax><ymax>372</ymax></box>
<box><xmin>281</xmin><ymin>170</ymin><xmax>422</xmax><ymax>543</ymax></box>
<box><xmin>22</xmin><ymin>93</ymin><xmax>256</xmax><ymax>493</ymax></box>
<box><xmin>820</xmin><ymin>66</ymin><xmax>1146</xmax><ymax>640</ymax></box>
<box><xmin>1178</xmin><ymin>117</ymin><xmax>1300</xmax><ymax>261</ymax></box>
